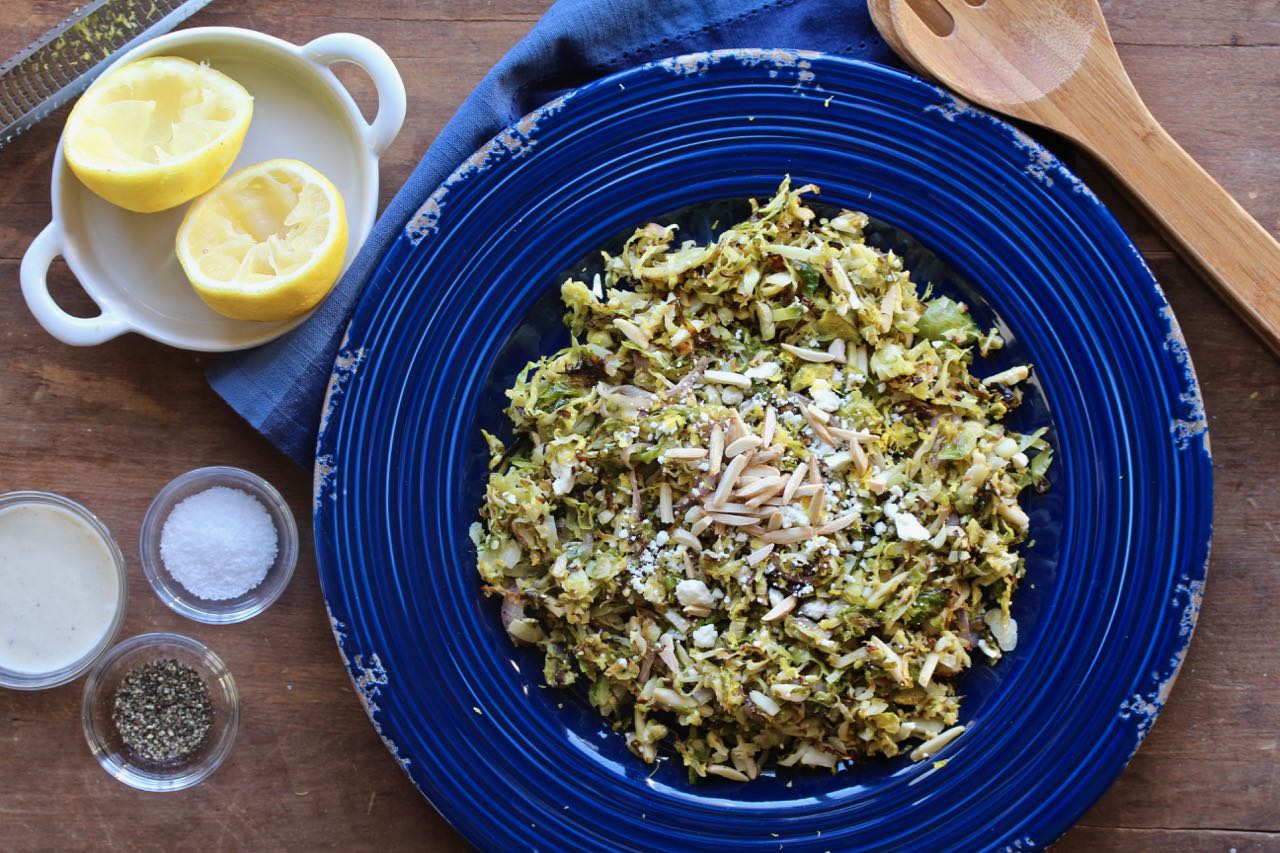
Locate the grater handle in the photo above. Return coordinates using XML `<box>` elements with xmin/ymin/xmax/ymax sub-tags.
<box><xmin>301</xmin><ymin>33</ymin><xmax>406</xmax><ymax>157</ymax></box>
<box><xmin>21</xmin><ymin>223</ymin><xmax>129</xmax><ymax>345</ymax></box>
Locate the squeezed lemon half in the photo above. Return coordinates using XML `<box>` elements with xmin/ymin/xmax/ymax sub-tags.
<box><xmin>64</xmin><ymin>56</ymin><xmax>253</xmax><ymax>213</ymax></box>
<box><xmin>175</xmin><ymin>158</ymin><xmax>349</xmax><ymax>322</ymax></box>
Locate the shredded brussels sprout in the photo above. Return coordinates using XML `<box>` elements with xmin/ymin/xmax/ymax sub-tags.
<box><xmin>470</xmin><ymin>178</ymin><xmax>1052</xmax><ymax>782</ymax></box>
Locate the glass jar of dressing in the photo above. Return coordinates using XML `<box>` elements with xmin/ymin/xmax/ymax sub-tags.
<box><xmin>0</xmin><ymin>491</ymin><xmax>128</xmax><ymax>690</ymax></box>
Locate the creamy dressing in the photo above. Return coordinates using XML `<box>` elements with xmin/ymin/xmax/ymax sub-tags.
<box><xmin>0</xmin><ymin>503</ymin><xmax>120</xmax><ymax>675</ymax></box>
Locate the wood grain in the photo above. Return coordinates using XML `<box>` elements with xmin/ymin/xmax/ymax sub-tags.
<box><xmin>0</xmin><ymin>1</ymin><xmax>1276</xmax><ymax>851</ymax></box>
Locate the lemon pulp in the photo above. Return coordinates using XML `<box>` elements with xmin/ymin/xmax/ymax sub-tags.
<box><xmin>176</xmin><ymin>158</ymin><xmax>349</xmax><ymax>322</ymax></box>
<box><xmin>64</xmin><ymin>56</ymin><xmax>253</xmax><ymax>213</ymax></box>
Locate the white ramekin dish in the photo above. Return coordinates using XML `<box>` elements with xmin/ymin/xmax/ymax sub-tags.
<box><xmin>20</xmin><ymin>27</ymin><xmax>406</xmax><ymax>351</ymax></box>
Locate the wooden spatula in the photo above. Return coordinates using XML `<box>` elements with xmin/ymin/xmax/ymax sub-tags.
<box><xmin>872</xmin><ymin>0</ymin><xmax>1280</xmax><ymax>356</ymax></box>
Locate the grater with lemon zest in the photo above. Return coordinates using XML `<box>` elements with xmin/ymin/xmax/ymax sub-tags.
<box><xmin>0</xmin><ymin>0</ymin><xmax>213</xmax><ymax>149</ymax></box>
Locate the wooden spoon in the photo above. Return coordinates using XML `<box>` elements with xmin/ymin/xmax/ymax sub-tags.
<box><xmin>876</xmin><ymin>0</ymin><xmax>1280</xmax><ymax>356</ymax></box>
<box><xmin>865</xmin><ymin>0</ymin><xmax>933</xmax><ymax>79</ymax></box>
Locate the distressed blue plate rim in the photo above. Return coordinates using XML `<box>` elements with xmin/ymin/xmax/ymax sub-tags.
<box><xmin>314</xmin><ymin>50</ymin><xmax>1212</xmax><ymax>853</ymax></box>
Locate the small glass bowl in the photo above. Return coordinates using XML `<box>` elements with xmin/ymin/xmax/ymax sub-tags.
<box><xmin>0</xmin><ymin>491</ymin><xmax>128</xmax><ymax>691</ymax></box>
<box><xmin>82</xmin><ymin>632</ymin><xmax>239</xmax><ymax>791</ymax></box>
<box><xmin>139</xmin><ymin>466</ymin><xmax>298</xmax><ymax>624</ymax></box>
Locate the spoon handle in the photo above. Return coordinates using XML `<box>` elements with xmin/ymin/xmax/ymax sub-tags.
<box><xmin>1075</xmin><ymin>101</ymin><xmax>1280</xmax><ymax>356</ymax></box>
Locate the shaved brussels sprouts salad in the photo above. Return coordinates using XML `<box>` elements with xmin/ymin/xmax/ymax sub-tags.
<box><xmin>470</xmin><ymin>179</ymin><xmax>1051</xmax><ymax>782</ymax></box>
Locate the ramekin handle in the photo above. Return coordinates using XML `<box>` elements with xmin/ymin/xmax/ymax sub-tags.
<box><xmin>20</xmin><ymin>224</ymin><xmax>129</xmax><ymax>346</ymax></box>
<box><xmin>302</xmin><ymin>33</ymin><xmax>407</xmax><ymax>158</ymax></box>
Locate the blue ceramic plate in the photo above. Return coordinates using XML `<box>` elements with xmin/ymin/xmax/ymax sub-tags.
<box><xmin>314</xmin><ymin>51</ymin><xmax>1212</xmax><ymax>852</ymax></box>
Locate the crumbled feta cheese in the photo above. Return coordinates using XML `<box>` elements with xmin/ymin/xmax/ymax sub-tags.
<box><xmin>675</xmin><ymin>579</ymin><xmax>714</xmax><ymax>609</ymax></box>
<box><xmin>691</xmin><ymin>625</ymin><xmax>719</xmax><ymax>648</ymax></box>
<box><xmin>780</xmin><ymin>505</ymin><xmax>810</xmax><ymax>529</ymax></box>
<box><xmin>800</xmin><ymin>600</ymin><xmax>828</xmax><ymax>620</ymax></box>
<box><xmin>893</xmin><ymin>511</ymin><xmax>931</xmax><ymax>542</ymax></box>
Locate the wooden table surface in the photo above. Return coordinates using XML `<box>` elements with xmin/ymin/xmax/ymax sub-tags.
<box><xmin>1</xmin><ymin>1</ymin><xmax>1276</xmax><ymax>850</ymax></box>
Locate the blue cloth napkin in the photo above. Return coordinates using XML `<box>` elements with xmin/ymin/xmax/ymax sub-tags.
<box><xmin>209</xmin><ymin>0</ymin><xmax>897</xmax><ymax>466</ymax></box>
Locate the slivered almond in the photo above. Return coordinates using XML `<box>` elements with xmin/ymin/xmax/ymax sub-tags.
<box><xmin>808</xmin><ymin>455</ymin><xmax>821</xmax><ymax>484</ymax></box>
<box><xmin>664</xmin><ymin>447</ymin><xmax>708</xmax><ymax>460</ymax></box>
<box><xmin>793</xmin><ymin>483</ymin><xmax>822</xmax><ymax>498</ymax></box>
<box><xmin>690</xmin><ymin>516</ymin><xmax>713</xmax><ymax>536</ymax></box>
<box><xmin>704</xmin><ymin>369</ymin><xmax>751</xmax><ymax>388</ymax></box>
<box><xmin>801</xmin><ymin>407</ymin><xmax>836</xmax><ymax>445</ymax></box>
<box><xmin>781</xmin><ymin>342</ymin><xmax>836</xmax><ymax>363</ymax></box>
<box><xmin>657</xmin><ymin>636</ymin><xmax>680</xmax><ymax>672</ymax></box>
<box><xmin>708</xmin><ymin>426</ymin><xmax>724</xmax><ymax>476</ymax></box>
<box><xmin>705</xmin><ymin>513</ymin><xmax>758</xmax><ymax>527</ymax></box>
<box><xmin>740</xmin><ymin>465</ymin><xmax>781</xmax><ymax>480</ymax></box>
<box><xmin>709</xmin><ymin>451</ymin><xmax>753</xmax><ymax>507</ymax></box>
<box><xmin>745</xmin><ymin>488</ymin><xmax>784</xmax><ymax>509</ymax></box>
<box><xmin>823</xmin><ymin>451</ymin><xmax>855</xmax><ymax>473</ymax></box>
<box><xmin>629</xmin><ymin>468</ymin><xmax>642</xmax><ymax>520</ymax></box>
<box><xmin>761</xmin><ymin>405</ymin><xmax>777</xmax><ymax>448</ymax></box>
<box><xmin>767</xmin><ymin>510</ymin><xmax>784</xmax><ymax>531</ymax></box>
<box><xmin>781</xmin><ymin>464</ymin><xmax>807</xmax><ymax>503</ymax></box>
<box><xmin>816</xmin><ymin>513</ymin><xmax>857</xmax><ymax>535</ymax></box>
<box><xmin>743</xmin><ymin>524</ymin><xmax>768</xmax><ymax>536</ymax></box>
<box><xmin>745</xmin><ymin>543</ymin><xmax>775</xmax><ymax>566</ymax></box>
<box><xmin>659</xmin><ymin>483</ymin><xmax>674</xmax><ymax>523</ymax></box>
<box><xmin>762</xmin><ymin>527</ymin><xmax>813</xmax><ymax>545</ymax></box>
<box><xmin>735</xmin><ymin>474</ymin><xmax>788</xmax><ymax>499</ymax></box>
<box><xmin>852</xmin><ymin>345</ymin><xmax>868</xmax><ymax>374</ymax></box>
<box><xmin>828</xmin><ymin>337</ymin><xmax>847</xmax><ymax>363</ymax></box>
<box><xmin>879</xmin><ymin>285</ymin><xmax>898</xmax><ymax>334</ymax></box>
<box><xmin>808</xmin><ymin>488</ymin><xmax>826</xmax><ymax>526</ymax></box>
<box><xmin>671</xmin><ymin>529</ymin><xmax>701</xmax><ymax>550</ymax></box>
<box><xmin>750</xmin><ymin>448</ymin><xmax>782</xmax><ymax>465</ymax></box>
<box><xmin>804</xmin><ymin>404</ymin><xmax>830</xmax><ymax>424</ymax></box>
<box><xmin>704</xmin><ymin>502</ymin><xmax>767</xmax><ymax>516</ymax></box>
<box><xmin>612</xmin><ymin>318</ymin><xmax>650</xmax><ymax>348</ymax></box>
<box><xmin>848</xmin><ymin>438</ymin><xmax>869</xmax><ymax>474</ymax></box>
<box><xmin>684</xmin><ymin>505</ymin><xmax>704</xmax><ymax>525</ymax></box>
<box><xmin>829</xmin><ymin>426</ymin><xmax>878</xmax><ymax>443</ymax></box>
<box><xmin>827</xmin><ymin>260</ymin><xmax>857</xmax><ymax>305</ymax></box>
<box><xmin>731</xmin><ymin>409</ymin><xmax>752</xmax><ymax>439</ymax></box>
<box><xmin>762</xmin><ymin>595</ymin><xmax>797</xmax><ymax>621</ymax></box>
<box><xmin>724</xmin><ymin>435</ymin><xmax>763</xmax><ymax>457</ymax></box>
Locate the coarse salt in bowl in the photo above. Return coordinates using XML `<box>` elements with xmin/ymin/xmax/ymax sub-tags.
<box><xmin>140</xmin><ymin>467</ymin><xmax>298</xmax><ymax>624</ymax></box>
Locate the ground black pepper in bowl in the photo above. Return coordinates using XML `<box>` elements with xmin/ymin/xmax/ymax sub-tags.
<box><xmin>112</xmin><ymin>658</ymin><xmax>213</xmax><ymax>763</ymax></box>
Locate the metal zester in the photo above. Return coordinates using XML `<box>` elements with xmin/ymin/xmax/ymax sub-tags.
<box><xmin>0</xmin><ymin>0</ymin><xmax>214</xmax><ymax>150</ymax></box>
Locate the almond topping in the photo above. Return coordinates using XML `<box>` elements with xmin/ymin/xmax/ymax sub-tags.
<box><xmin>781</xmin><ymin>343</ymin><xmax>836</xmax><ymax>363</ymax></box>
<box><xmin>762</xmin><ymin>595</ymin><xmax>797</xmax><ymax>621</ymax></box>
<box><xmin>724</xmin><ymin>435</ymin><xmax>763</xmax><ymax>457</ymax></box>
